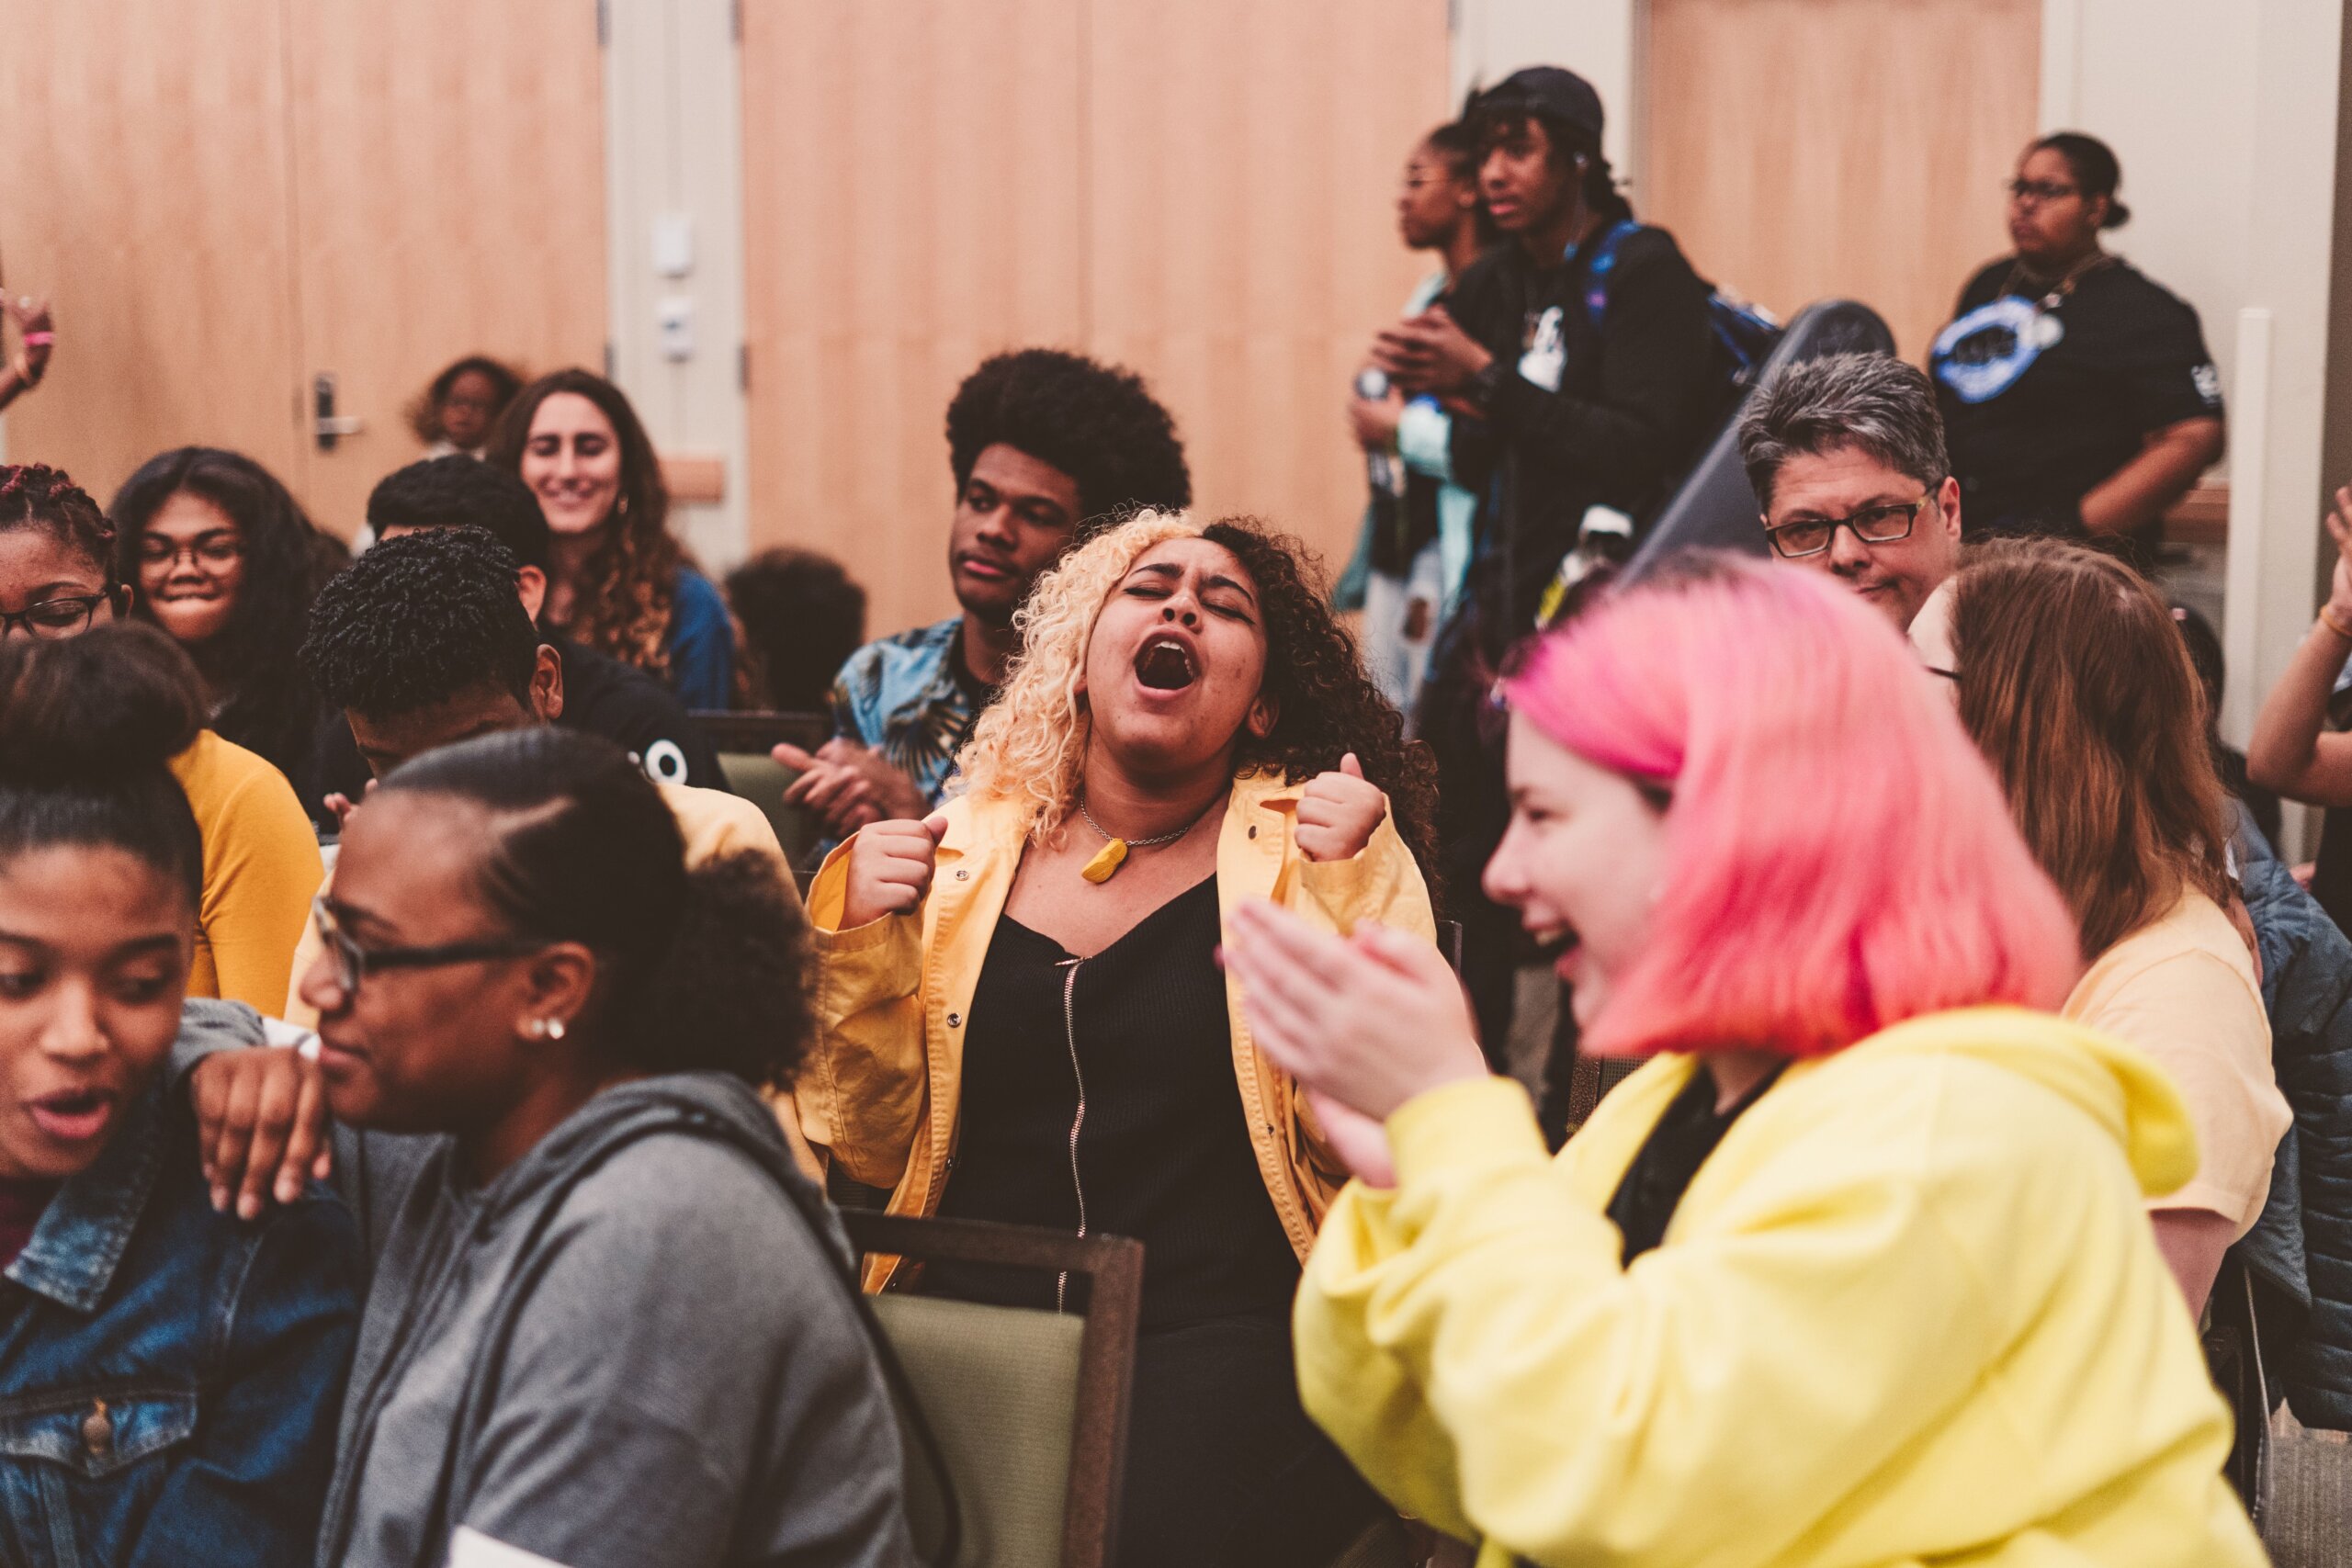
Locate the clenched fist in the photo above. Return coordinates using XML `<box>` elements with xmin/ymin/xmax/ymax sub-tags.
<box><xmin>1294</xmin><ymin>752</ymin><xmax>1387</xmax><ymax>863</ymax></box>
<box><xmin>840</xmin><ymin>814</ymin><xmax>951</xmax><ymax>929</ymax></box>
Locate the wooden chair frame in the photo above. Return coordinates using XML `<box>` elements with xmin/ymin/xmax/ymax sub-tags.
<box><xmin>840</xmin><ymin>1211</ymin><xmax>1145</xmax><ymax>1568</ymax></box>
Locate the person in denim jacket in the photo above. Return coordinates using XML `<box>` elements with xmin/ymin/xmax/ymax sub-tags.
<box><xmin>0</xmin><ymin>625</ymin><xmax>360</xmax><ymax>1568</ymax></box>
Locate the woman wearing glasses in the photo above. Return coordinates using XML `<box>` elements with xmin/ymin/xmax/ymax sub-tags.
<box><xmin>0</xmin><ymin>464</ymin><xmax>320</xmax><ymax>1014</ymax></box>
<box><xmin>1931</xmin><ymin>132</ymin><xmax>2224</xmax><ymax>545</ymax></box>
<box><xmin>110</xmin><ymin>446</ymin><xmax>347</xmax><ymax>800</ymax></box>
<box><xmin>292</xmin><ymin>727</ymin><xmax>910</xmax><ymax>1568</ymax></box>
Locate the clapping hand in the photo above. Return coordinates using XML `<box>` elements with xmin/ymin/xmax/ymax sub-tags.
<box><xmin>1221</xmin><ymin>900</ymin><xmax>1487</xmax><ymax>1183</ymax></box>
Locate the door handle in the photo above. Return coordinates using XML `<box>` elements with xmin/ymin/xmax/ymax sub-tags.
<box><xmin>313</xmin><ymin>373</ymin><xmax>364</xmax><ymax>450</ymax></box>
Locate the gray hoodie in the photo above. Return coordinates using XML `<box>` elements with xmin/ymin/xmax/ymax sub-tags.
<box><xmin>172</xmin><ymin>1003</ymin><xmax>913</xmax><ymax>1568</ymax></box>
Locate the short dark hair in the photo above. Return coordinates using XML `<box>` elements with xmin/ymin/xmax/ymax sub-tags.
<box><xmin>725</xmin><ymin>547</ymin><xmax>866</xmax><ymax>710</ymax></box>
<box><xmin>379</xmin><ymin>728</ymin><xmax>812</xmax><ymax>1089</ymax></box>
<box><xmin>945</xmin><ymin>349</ymin><xmax>1190</xmax><ymax>533</ymax></box>
<box><xmin>2031</xmin><ymin>131</ymin><xmax>2130</xmax><ymax>228</ymax></box>
<box><xmin>368</xmin><ymin>456</ymin><xmax>551</xmax><ymax>570</ymax></box>
<box><xmin>303</xmin><ymin>526</ymin><xmax>539</xmax><ymax>720</ymax></box>
<box><xmin>1737</xmin><ymin>354</ymin><xmax>1951</xmax><ymax>511</ymax></box>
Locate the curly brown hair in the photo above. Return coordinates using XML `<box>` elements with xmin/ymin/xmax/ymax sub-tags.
<box><xmin>486</xmin><ymin>368</ymin><xmax>686</xmax><ymax>679</ymax></box>
<box><xmin>1202</xmin><ymin>518</ymin><xmax>1441</xmax><ymax>887</ymax></box>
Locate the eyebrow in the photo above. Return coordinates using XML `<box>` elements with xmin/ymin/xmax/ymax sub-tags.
<box><xmin>0</xmin><ymin>930</ymin><xmax>183</xmax><ymax>957</ymax></box>
<box><xmin>1128</xmin><ymin>561</ymin><xmax>1257</xmax><ymax>605</ymax></box>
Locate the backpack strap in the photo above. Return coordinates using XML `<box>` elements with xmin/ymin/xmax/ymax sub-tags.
<box><xmin>1577</xmin><ymin>220</ymin><xmax>1645</xmax><ymax>333</ymax></box>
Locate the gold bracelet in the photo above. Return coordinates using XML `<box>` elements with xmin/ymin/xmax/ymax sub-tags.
<box><xmin>2321</xmin><ymin>604</ymin><xmax>2352</xmax><ymax>642</ymax></box>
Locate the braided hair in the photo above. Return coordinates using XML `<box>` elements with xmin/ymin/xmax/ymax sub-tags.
<box><xmin>0</xmin><ymin>463</ymin><xmax>116</xmax><ymax>571</ymax></box>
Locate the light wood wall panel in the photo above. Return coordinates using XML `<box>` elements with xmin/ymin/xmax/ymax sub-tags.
<box><xmin>741</xmin><ymin>0</ymin><xmax>1088</xmax><ymax>637</ymax></box>
<box><xmin>740</xmin><ymin>0</ymin><xmax>1450</xmax><ymax>637</ymax></box>
<box><xmin>1644</xmin><ymin>0</ymin><xmax>2041</xmax><ymax>363</ymax></box>
<box><xmin>285</xmin><ymin>1</ymin><xmax>608</xmax><ymax>537</ymax></box>
<box><xmin>0</xmin><ymin>0</ymin><xmax>307</xmax><ymax>505</ymax></box>
<box><xmin>1085</xmin><ymin>0</ymin><xmax>1450</xmax><ymax>581</ymax></box>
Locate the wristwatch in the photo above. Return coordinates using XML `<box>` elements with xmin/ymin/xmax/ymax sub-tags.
<box><xmin>1462</xmin><ymin>360</ymin><xmax>1509</xmax><ymax>413</ymax></box>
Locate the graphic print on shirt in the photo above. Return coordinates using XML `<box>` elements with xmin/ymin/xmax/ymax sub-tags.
<box><xmin>1933</xmin><ymin>296</ymin><xmax>2066</xmax><ymax>404</ymax></box>
<box><xmin>1518</xmin><ymin>305</ymin><xmax>1566</xmax><ymax>392</ymax></box>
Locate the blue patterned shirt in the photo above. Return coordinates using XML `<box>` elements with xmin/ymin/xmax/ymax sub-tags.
<box><xmin>830</xmin><ymin>616</ymin><xmax>979</xmax><ymax>811</ymax></box>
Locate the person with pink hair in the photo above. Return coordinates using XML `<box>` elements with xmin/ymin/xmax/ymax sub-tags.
<box><xmin>1222</xmin><ymin>552</ymin><xmax>2262</xmax><ymax>1567</ymax></box>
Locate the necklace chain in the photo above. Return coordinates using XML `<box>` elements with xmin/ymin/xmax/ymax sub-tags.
<box><xmin>1077</xmin><ymin>791</ymin><xmax>1205</xmax><ymax>851</ymax></box>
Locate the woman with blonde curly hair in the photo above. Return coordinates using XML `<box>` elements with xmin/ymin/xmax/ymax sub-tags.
<box><xmin>801</xmin><ymin>510</ymin><xmax>1438</xmax><ymax>1568</ymax></box>
<box><xmin>487</xmin><ymin>368</ymin><xmax>732</xmax><ymax>707</ymax></box>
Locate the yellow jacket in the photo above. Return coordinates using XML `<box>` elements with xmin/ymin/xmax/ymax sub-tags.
<box><xmin>801</xmin><ymin>771</ymin><xmax>1435</xmax><ymax>1287</ymax></box>
<box><xmin>1295</xmin><ymin>1008</ymin><xmax>2263</xmax><ymax>1568</ymax></box>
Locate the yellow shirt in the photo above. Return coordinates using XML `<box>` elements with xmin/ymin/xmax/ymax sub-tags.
<box><xmin>1295</xmin><ymin>1010</ymin><xmax>2262</xmax><ymax>1567</ymax></box>
<box><xmin>168</xmin><ymin>731</ymin><xmax>323</xmax><ymax>1016</ymax></box>
<box><xmin>2064</xmin><ymin>888</ymin><xmax>2289</xmax><ymax>1234</ymax></box>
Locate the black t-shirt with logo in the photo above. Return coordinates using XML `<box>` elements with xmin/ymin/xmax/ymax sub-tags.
<box><xmin>1931</xmin><ymin>255</ymin><xmax>2223</xmax><ymax>538</ymax></box>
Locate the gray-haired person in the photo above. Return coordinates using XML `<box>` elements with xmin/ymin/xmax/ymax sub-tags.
<box><xmin>1738</xmin><ymin>352</ymin><xmax>1964</xmax><ymax>630</ymax></box>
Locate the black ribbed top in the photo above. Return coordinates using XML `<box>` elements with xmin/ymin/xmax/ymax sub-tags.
<box><xmin>932</xmin><ymin>877</ymin><xmax>1300</xmax><ymax>1325</ymax></box>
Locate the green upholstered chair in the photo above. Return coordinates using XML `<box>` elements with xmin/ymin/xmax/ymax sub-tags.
<box><xmin>840</xmin><ymin>1212</ymin><xmax>1144</xmax><ymax>1568</ymax></box>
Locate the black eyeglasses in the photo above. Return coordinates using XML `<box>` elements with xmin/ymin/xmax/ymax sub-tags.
<box><xmin>137</xmin><ymin>531</ymin><xmax>243</xmax><ymax>570</ymax></box>
<box><xmin>1763</xmin><ymin>497</ymin><xmax>1932</xmax><ymax>560</ymax></box>
<box><xmin>0</xmin><ymin>592</ymin><xmax>116</xmax><ymax>640</ymax></box>
<box><xmin>311</xmin><ymin>896</ymin><xmax>549</xmax><ymax>995</ymax></box>
<box><xmin>2007</xmin><ymin>178</ymin><xmax>2080</xmax><ymax>205</ymax></box>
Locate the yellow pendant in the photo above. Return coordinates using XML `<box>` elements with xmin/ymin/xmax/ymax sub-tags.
<box><xmin>1080</xmin><ymin>839</ymin><xmax>1130</xmax><ymax>884</ymax></box>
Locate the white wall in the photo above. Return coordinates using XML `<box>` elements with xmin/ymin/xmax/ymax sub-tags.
<box><xmin>2042</xmin><ymin>0</ymin><xmax>2346</xmax><ymax>805</ymax></box>
<box><xmin>603</xmin><ymin>0</ymin><xmax>752</xmax><ymax>570</ymax></box>
<box><xmin>1452</xmin><ymin>0</ymin><xmax>1645</xmax><ymax>194</ymax></box>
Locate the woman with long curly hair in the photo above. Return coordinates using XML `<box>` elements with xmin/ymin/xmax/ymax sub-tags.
<box><xmin>487</xmin><ymin>368</ymin><xmax>732</xmax><ymax>707</ymax></box>
<box><xmin>111</xmin><ymin>446</ymin><xmax>347</xmax><ymax>802</ymax></box>
<box><xmin>801</xmin><ymin>511</ymin><xmax>1437</xmax><ymax>1568</ymax></box>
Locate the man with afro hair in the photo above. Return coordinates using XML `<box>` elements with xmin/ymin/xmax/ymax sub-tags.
<box><xmin>779</xmin><ymin>348</ymin><xmax>1190</xmax><ymax>838</ymax></box>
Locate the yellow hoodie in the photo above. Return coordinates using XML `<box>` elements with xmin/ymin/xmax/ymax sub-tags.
<box><xmin>1294</xmin><ymin>1007</ymin><xmax>2262</xmax><ymax>1567</ymax></box>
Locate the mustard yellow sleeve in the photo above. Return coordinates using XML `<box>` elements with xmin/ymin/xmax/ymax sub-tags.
<box><xmin>1283</xmin><ymin>801</ymin><xmax>1437</xmax><ymax>942</ymax></box>
<box><xmin>1294</xmin><ymin>1072</ymin><xmax>2005</xmax><ymax>1565</ymax></box>
<box><xmin>796</xmin><ymin>836</ymin><xmax>928</xmax><ymax>1190</ymax></box>
<box><xmin>194</xmin><ymin>761</ymin><xmax>324</xmax><ymax>1016</ymax></box>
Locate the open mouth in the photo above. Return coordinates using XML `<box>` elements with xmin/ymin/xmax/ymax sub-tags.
<box><xmin>1134</xmin><ymin>635</ymin><xmax>1199</xmax><ymax>692</ymax></box>
<box><xmin>28</xmin><ymin>1087</ymin><xmax>115</xmax><ymax>1143</ymax></box>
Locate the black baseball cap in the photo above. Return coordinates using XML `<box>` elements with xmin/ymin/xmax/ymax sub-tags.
<box><xmin>1475</xmin><ymin>66</ymin><xmax>1605</xmax><ymax>142</ymax></box>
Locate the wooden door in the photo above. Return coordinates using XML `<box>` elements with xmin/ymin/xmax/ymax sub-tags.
<box><xmin>1644</xmin><ymin>0</ymin><xmax>2041</xmax><ymax>362</ymax></box>
<box><xmin>0</xmin><ymin>0</ymin><xmax>607</xmax><ymax>537</ymax></box>
<box><xmin>0</xmin><ymin>0</ymin><xmax>309</xmax><ymax>506</ymax></box>
<box><xmin>740</xmin><ymin>0</ymin><xmax>1450</xmax><ymax>637</ymax></box>
<box><xmin>285</xmin><ymin>2</ymin><xmax>609</xmax><ymax>537</ymax></box>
